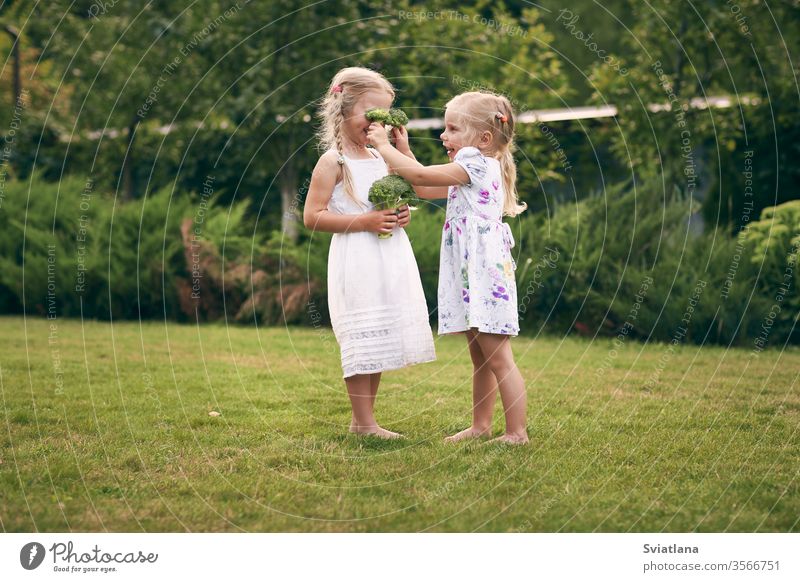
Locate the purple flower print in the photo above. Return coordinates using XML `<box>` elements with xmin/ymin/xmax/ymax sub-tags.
<box><xmin>492</xmin><ymin>283</ymin><xmax>510</xmax><ymax>301</ymax></box>
<box><xmin>449</xmin><ymin>186</ymin><xmax>458</xmax><ymax>200</ymax></box>
<box><xmin>502</xmin><ymin>322</ymin><xmax>517</xmax><ymax>334</ymax></box>
<box><xmin>462</xmin><ymin>288</ymin><xmax>470</xmax><ymax>303</ymax></box>
<box><xmin>478</xmin><ymin>189</ymin><xmax>491</xmax><ymax>205</ymax></box>
<box><xmin>444</xmin><ymin>222</ymin><xmax>453</xmax><ymax>246</ymax></box>
<box><xmin>492</xmin><ymin>180</ymin><xmax>500</xmax><ymax>190</ymax></box>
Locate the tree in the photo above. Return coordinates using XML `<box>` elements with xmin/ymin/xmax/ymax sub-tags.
<box><xmin>590</xmin><ymin>0</ymin><xmax>800</xmax><ymax>229</ymax></box>
<box><xmin>32</xmin><ymin>1</ymin><xmax>222</xmax><ymax>199</ymax></box>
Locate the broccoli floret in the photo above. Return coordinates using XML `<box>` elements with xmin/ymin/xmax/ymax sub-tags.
<box><xmin>365</xmin><ymin>108</ymin><xmax>391</xmax><ymax>124</ymax></box>
<box><xmin>365</xmin><ymin>107</ymin><xmax>409</xmax><ymax>127</ymax></box>
<box><xmin>368</xmin><ymin>174</ymin><xmax>419</xmax><ymax>238</ymax></box>
<box><xmin>387</xmin><ymin>108</ymin><xmax>408</xmax><ymax>127</ymax></box>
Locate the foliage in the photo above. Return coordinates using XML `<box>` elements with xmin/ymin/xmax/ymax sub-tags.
<box><xmin>511</xmin><ymin>183</ymin><xmax>798</xmax><ymax>346</ymax></box>
<box><xmin>0</xmin><ymin>0</ymin><xmax>576</xmax><ymax>249</ymax></box>
<box><xmin>1</xmin><ymin>1</ymin><xmax>798</xmax><ymax>347</ymax></box>
<box><xmin>589</xmin><ymin>0</ymin><xmax>800</xmax><ymax>228</ymax></box>
<box><xmin>0</xmin><ymin>174</ymin><xmax>256</xmax><ymax>320</ymax></box>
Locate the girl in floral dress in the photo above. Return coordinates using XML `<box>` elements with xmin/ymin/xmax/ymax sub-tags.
<box><xmin>367</xmin><ymin>91</ymin><xmax>529</xmax><ymax>444</ymax></box>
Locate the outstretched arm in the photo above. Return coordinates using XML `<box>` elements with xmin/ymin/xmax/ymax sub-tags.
<box><xmin>368</xmin><ymin>123</ymin><xmax>469</xmax><ymax>191</ymax></box>
<box><xmin>390</xmin><ymin>126</ymin><xmax>448</xmax><ymax>200</ymax></box>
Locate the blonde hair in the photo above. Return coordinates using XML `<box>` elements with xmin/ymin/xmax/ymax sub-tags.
<box><xmin>317</xmin><ymin>67</ymin><xmax>395</xmax><ymax>205</ymax></box>
<box><xmin>445</xmin><ymin>91</ymin><xmax>526</xmax><ymax>216</ymax></box>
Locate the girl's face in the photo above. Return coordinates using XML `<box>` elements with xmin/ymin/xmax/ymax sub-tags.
<box><xmin>440</xmin><ymin>108</ymin><xmax>473</xmax><ymax>160</ymax></box>
<box><xmin>342</xmin><ymin>89</ymin><xmax>393</xmax><ymax>148</ymax></box>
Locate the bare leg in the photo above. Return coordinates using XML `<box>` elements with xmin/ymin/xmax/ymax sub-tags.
<box><xmin>369</xmin><ymin>372</ymin><xmax>381</xmax><ymax>413</ymax></box>
<box><xmin>351</xmin><ymin>372</ymin><xmax>382</xmax><ymax>431</ymax></box>
<box><xmin>346</xmin><ymin>373</ymin><xmax>401</xmax><ymax>439</ymax></box>
<box><xmin>472</xmin><ymin>332</ymin><xmax>528</xmax><ymax>444</ymax></box>
<box><xmin>445</xmin><ymin>329</ymin><xmax>498</xmax><ymax>442</ymax></box>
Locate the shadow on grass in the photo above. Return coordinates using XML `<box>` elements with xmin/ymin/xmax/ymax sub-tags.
<box><xmin>334</xmin><ymin>432</ymin><xmax>423</xmax><ymax>452</ymax></box>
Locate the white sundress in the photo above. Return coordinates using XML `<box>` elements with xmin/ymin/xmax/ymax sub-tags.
<box><xmin>327</xmin><ymin>148</ymin><xmax>436</xmax><ymax>378</ymax></box>
<box><xmin>438</xmin><ymin>146</ymin><xmax>519</xmax><ymax>336</ymax></box>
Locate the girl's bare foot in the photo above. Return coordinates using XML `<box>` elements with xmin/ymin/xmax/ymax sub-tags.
<box><xmin>349</xmin><ymin>424</ymin><xmax>403</xmax><ymax>439</ymax></box>
<box><xmin>444</xmin><ymin>426</ymin><xmax>492</xmax><ymax>443</ymax></box>
<box><xmin>487</xmin><ymin>433</ymin><xmax>529</xmax><ymax>445</ymax></box>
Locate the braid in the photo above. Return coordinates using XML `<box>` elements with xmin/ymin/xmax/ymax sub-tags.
<box><xmin>332</xmin><ymin>104</ymin><xmax>360</xmax><ymax>206</ymax></box>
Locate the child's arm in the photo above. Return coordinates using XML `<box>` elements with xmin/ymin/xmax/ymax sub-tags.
<box><xmin>390</xmin><ymin>126</ymin><xmax>448</xmax><ymax>200</ymax></box>
<box><xmin>368</xmin><ymin>123</ymin><xmax>469</xmax><ymax>191</ymax></box>
<box><xmin>303</xmin><ymin>151</ymin><xmax>400</xmax><ymax>235</ymax></box>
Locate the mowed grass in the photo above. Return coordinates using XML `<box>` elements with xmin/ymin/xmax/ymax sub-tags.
<box><xmin>1</xmin><ymin>315</ymin><xmax>798</xmax><ymax>532</ymax></box>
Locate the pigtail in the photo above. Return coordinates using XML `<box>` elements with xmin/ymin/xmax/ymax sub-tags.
<box><xmin>499</xmin><ymin>145</ymin><xmax>526</xmax><ymax>216</ymax></box>
<box><xmin>495</xmin><ymin>97</ymin><xmax>525</xmax><ymax>217</ymax></box>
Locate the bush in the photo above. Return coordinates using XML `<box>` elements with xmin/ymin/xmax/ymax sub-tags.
<box><xmin>3</xmin><ymin>173</ymin><xmax>796</xmax><ymax>347</ymax></box>
<box><xmin>512</xmin><ymin>181</ymin><xmax>799</xmax><ymax>346</ymax></box>
<box><xmin>0</xmin><ymin>174</ymin><xmax>256</xmax><ymax>321</ymax></box>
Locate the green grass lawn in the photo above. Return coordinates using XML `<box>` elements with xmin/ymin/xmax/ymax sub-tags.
<box><xmin>1</xmin><ymin>315</ymin><xmax>798</xmax><ymax>532</ymax></box>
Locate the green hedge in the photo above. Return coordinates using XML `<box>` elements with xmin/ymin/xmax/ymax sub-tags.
<box><xmin>0</xmin><ymin>174</ymin><xmax>255</xmax><ymax>321</ymax></box>
<box><xmin>2</xmin><ymin>175</ymin><xmax>797</xmax><ymax>346</ymax></box>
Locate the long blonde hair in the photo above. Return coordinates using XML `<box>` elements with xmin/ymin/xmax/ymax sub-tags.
<box><xmin>445</xmin><ymin>91</ymin><xmax>526</xmax><ymax>216</ymax></box>
<box><xmin>317</xmin><ymin>67</ymin><xmax>395</xmax><ymax>205</ymax></box>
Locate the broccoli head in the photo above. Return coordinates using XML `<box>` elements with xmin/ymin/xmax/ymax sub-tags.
<box><xmin>365</xmin><ymin>107</ymin><xmax>409</xmax><ymax>127</ymax></box>
<box><xmin>368</xmin><ymin>174</ymin><xmax>419</xmax><ymax>238</ymax></box>
<box><xmin>365</xmin><ymin>108</ymin><xmax>391</xmax><ymax>124</ymax></box>
<box><xmin>387</xmin><ymin>108</ymin><xmax>408</xmax><ymax>126</ymax></box>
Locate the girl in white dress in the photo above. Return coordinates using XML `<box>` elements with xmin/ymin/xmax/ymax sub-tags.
<box><xmin>304</xmin><ymin>67</ymin><xmax>435</xmax><ymax>439</ymax></box>
<box><xmin>367</xmin><ymin>91</ymin><xmax>529</xmax><ymax>444</ymax></box>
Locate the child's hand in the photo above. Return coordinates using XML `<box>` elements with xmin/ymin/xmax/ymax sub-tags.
<box><xmin>366</xmin><ymin>122</ymin><xmax>390</xmax><ymax>149</ymax></box>
<box><xmin>391</xmin><ymin>126</ymin><xmax>411</xmax><ymax>154</ymax></box>
<box><xmin>359</xmin><ymin>208</ymin><xmax>398</xmax><ymax>235</ymax></box>
<box><xmin>397</xmin><ymin>205</ymin><xmax>410</xmax><ymax>228</ymax></box>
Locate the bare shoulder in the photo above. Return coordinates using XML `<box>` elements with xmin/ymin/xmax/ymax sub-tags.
<box><xmin>307</xmin><ymin>151</ymin><xmax>341</xmax><ymax>205</ymax></box>
<box><xmin>315</xmin><ymin>150</ymin><xmax>342</xmax><ymax>176</ymax></box>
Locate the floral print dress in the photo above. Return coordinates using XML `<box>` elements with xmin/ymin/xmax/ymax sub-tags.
<box><xmin>438</xmin><ymin>146</ymin><xmax>519</xmax><ymax>336</ymax></box>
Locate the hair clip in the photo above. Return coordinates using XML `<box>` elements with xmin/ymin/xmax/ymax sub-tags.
<box><xmin>337</xmin><ymin>154</ymin><xmax>345</xmax><ymax>165</ymax></box>
<box><xmin>495</xmin><ymin>112</ymin><xmax>508</xmax><ymax>123</ymax></box>
<box><xmin>331</xmin><ymin>84</ymin><xmax>343</xmax><ymax>94</ymax></box>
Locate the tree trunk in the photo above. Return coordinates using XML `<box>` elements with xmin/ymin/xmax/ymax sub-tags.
<box><xmin>122</xmin><ymin>115</ymin><xmax>139</xmax><ymax>200</ymax></box>
<box><xmin>280</xmin><ymin>161</ymin><xmax>299</xmax><ymax>242</ymax></box>
<box><xmin>4</xmin><ymin>26</ymin><xmax>21</xmax><ymax>106</ymax></box>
